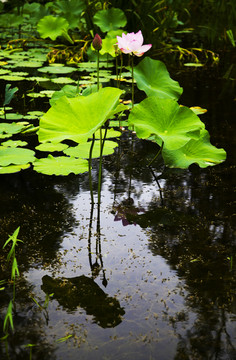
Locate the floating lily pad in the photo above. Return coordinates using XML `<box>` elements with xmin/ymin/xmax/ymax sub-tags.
<box><xmin>78</xmin><ymin>62</ymin><xmax>113</xmax><ymax>70</ymax></box>
<box><xmin>0</xmin><ymin>113</ymin><xmax>23</xmax><ymax>120</ymax></box>
<box><xmin>133</xmin><ymin>57</ymin><xmax>183</xmax><ymax>100</ymax></box>
<box><xmin>38</xmin><ymin>65</ymin><xmax>76</xmax><ymax>74</ymax></box>
<box><xmin>0</xmin><ymin>163</ymin><xmax>31</xmax><ymax>174</ymax></box>
<box><xmin>33</xmin><ymin>155</ymin><xmax>88</xmax><ymax>175</ymax></box>
<box><xmin>27</xmin><ymin>111</ymin><xmax>45</xmax><ymax>117</ymax></box>
<box><xmin>94</xmin><ymin>128</ymin><xmax>122</xmax><ymax>139</ymax></box>
<box><xmin>27</xmin><ymin>92</ymin><xmax>46</xmax><ymax>98</ymax></box>
<box><xmin>51</xmin><ymin>77</ymin><xmax>76</xmax><ymax>84</ymax></box>
<box><xmin>1</xmin><ymin>140</ymin><xmax>28</xmax><ymax>148</ymax></box>
<box><xmin>0</xmin><ymin>75</ymin><xmax>26</xmax><ymax>81</ymax></box>
<box><xmin>0</xmin><ymin>69</ymin><xmax>10</xmax><ymax>75</ymax></box>
<box><xmin>13</xmin><ymin>61</ymin><xmax>43</xmax><ymax>68</ymax></box>
<box><xmin>26</xmin><ymin>76</ymin><xmax>50</xmax><ymax>82</ymax></box>
<box><xmin>64</xmin><ymin>140</ymin><xmax>118</xmax><ymax>158</ymax></box>
<box><xmin>184</xmin><ymin>63</ymin><xmax>204</xmax><ymax>67</ymax></box>
<box><xmin>35</xmin><ymin>142</ymin><xmax>69</xmax><ymax>152</ymax></box>
<box><xmin>0</xmin><ymin>147</ymin><xmax>35</xmax><ymax>166</ymax></box>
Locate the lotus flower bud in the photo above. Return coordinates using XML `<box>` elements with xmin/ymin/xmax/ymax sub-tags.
<box><xmin>93</xmin><ymin>34</ymin><xmax>102</xmax><ymax>51</ymax></box>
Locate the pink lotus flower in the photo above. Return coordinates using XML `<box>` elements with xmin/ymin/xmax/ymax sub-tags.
<box><xmin>116</xmin><ymin>30</ymin><xmax>152</xmax><ymax>57</ymax></box>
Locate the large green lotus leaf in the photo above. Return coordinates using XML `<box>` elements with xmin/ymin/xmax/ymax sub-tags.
<box><xmin>162</xmin><ymin>130</ymin><xmax>226</xmax><ymax>168</ymax></box>
<box><xmin>33</xmin><ymin>155</ymin><xmax>88</xmax><ymax>175</ymax></box>
<box><xmin>63</xmin><ymin>140</ymin><xmax>118</xmax><ymax>159</ymax></box>
<box><xmin>93</xmin><ymin>8</ymin><xmax>127</xmax><ymax>32</ymax></box>
<box><xmin>133</xmin><ymin>57</ymin><xmax>183</xmax><ymax>100</ymax></box>
<box><xmin>0</xmin><ymin>164</ymin><xmax>31</xmax><ymax>174</ymax></box>
<box><xmin>38</xmin><ymin>87</ymin><xmax>123</xmax><ymax>144</ymax></box>
<box><xmin>0</xmin><ymin>147</ymin><xmax>35</xmax><ymax>166</ymax></box>
<box><xmin>54</xmin><ymin>0</ymin><xmax>85</xmax><ymax>29</ymax></box>
<box><xmin>37</xmin><ymin>16</ymin><xmax>69</xmax><ymax>40</ymax></box>
<box><xmin>128</xmin><ymin>97</ymin><xmax>205</xmax><ymax>150</ymax></box>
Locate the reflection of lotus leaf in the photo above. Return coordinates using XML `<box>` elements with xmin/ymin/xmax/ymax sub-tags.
<box><xmin>42</xmin><ymin>275</ymin><xmax>125</xmax><ymax>328</ymax></box>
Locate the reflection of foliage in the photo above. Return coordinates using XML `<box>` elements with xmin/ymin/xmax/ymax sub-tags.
<box><xmin>41</xmin><ymin>275</ymin><xmax>125</xmax><ymax>328</ymax></box>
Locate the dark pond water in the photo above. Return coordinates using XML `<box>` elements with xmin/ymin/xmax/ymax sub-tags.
<box><xmin>0</xmin><ymin>61</ymin><xmax>235</xmax><ymax>360</ymax></box>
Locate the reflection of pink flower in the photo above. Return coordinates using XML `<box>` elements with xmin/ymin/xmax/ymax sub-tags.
<box><xmin>116</xmin><ymin>30</ymin><xmax>152</xmax><ymax>57</ymax></box>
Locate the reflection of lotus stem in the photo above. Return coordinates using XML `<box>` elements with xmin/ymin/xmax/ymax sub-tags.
<box><xmin>147</xmin><ymin>141</ymin><xmax>164</xmax><ymax>167</ymax></box>
<box><xmin>97</xmin><ymin>50</ymin><xmax>100</xmax><ymax>91</ymax></box>
<box><xmin>89</xmin><ymin>134</ymin><xmax>95</xmax><ymax>205</ymax></box>
<box><xmin>98</xmin><ymin>127</ymin><xmax>108</xmax><ymax>205</ymax></box>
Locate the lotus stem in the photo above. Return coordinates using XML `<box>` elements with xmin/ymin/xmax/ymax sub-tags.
<box><xmin>147</xmin><ymin>141</ymin><xmax>164</xmax><ymax>167</ymax></box>
<box><xmin>97</xmin><ymin>50</ymin><xmax>100</xmax><ymax>91</ymax></box>
<box><xmin>89</xmin><ymin>134</ymin><xmax>95</xmax><ymax>205</ymax></box>
<box><xmin>131</xmin><ymin>55</ymin><xmax>134</xmax><ymax>109</ymax></box>
<box><xmin>97</xmin><ymin>126</ymin><xmax>108</xmax><ymax>205</ymax></box>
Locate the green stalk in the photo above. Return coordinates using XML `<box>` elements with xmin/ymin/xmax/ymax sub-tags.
<box><xmin>97</xmin><ymin>50</ymin><xmax>100</xmax><ymax>91</ymax></box>
<box><xmin>97</xmin><ymin>127</ymin><xmax>108</xmax><ymax>205</ymax></box>
<box><xmin>118</xmin><ymin>54</ymin><xmax>123</xmax><ymax>88</ymax></box>
<box><xmin>89</xmin><ymin>134</ymin><xmax>95</xmax><ymax>205</ymax></box>
<box><xmin>147</xmin><ymin>141</ymin><xmax>164</xmax><ymax>168</ymax></box>
<box><xmin>131</xmin><ymin>55</ymin><xmax>134</xmax><ymax>109</ymax></box>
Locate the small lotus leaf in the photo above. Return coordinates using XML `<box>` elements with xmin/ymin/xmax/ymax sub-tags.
<box><xmin>1</xmin><ymin>140</ymin><xmax>28</xmax><ymax>148</ymax></box>
<box><xmin>0</xmin><ymin>123</ymin><xmax>25</xmax><ymax>135</ymax></box>
<box><xmin>33</xmin><ymin>155</ymin><xmax>88</xmax><ymax>175</ymax></box>
<box><xmin>37</xmin><ymin>16</ymin><xmax>69</xmax><ymax>41</ymax></box>
<box><xmin>38</xmin><ymin>65</ymin><xmax>76</xmax><ymax>74</ymax></box>
<box><xmin>14</xmin><ymin>61</ymin><xmax>43</xmax><ymax>68</ymax></box>
<box><xmin>162</xmin><ymin>130</ymin><xmax>226</xmax><ymax>168</ymax></box>
<box><xmin>38</xmin><ymin>87</ymin><xmax>123</xmax><ymax>144</ymax></box>
<box><xmin>51</xmin><ymin>77</ymin><xmax>76</xmax><ymax>84</ymax></box>
<box><xmin>0</xmin><ymin>164</ymin><xmax>31</xmax><ymax>174</ymax></box>
<box><xmin>63</xmin><ymin>140</ymin><xmax>118</xmax><ymax>159</ymax></box>
<box><xmin>35</xmin><ymin>142</ymin><xmax>68</xmax><ymax>152</ymax></box>
<box><xmin>0</xmin><ymin>147</ymin><xmax>35</xmax><ymax>166</ymax></box>
<box><xmin>94</xmin><ymin>128</ymin><xmax>121</xmax><ymax>139</ymax></box>
<box><xmin>93</xmin><ymin>8</ymin><xmax>127</xmax><ymax>32</ymax></box>
<box><xmin>133</xmin><ymin>57</ymin><xmax>183</xmax><ymax>100</ymax></box>
<box><xmin>0</xmin><ymin>75</ymin><xmax>25</xmax><ymax>81</ymax></box>
<box><xmin>128</xmin><ymin>97</ymin><xmax>205</xmax><ymax>150</ymax></box>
